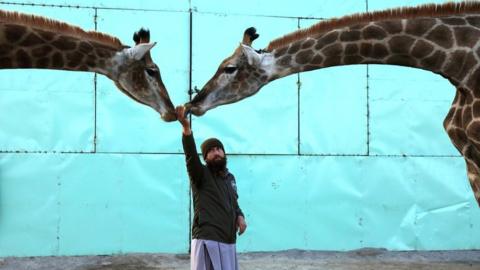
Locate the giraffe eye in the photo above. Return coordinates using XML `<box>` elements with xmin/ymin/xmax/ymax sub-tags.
<box><xmin>224</xmin><ymin>66</ymin><xmax>238</xmax><ymax>74</ymax></box>
<box><xmin>145</xmin><ymin>67</ymin><xmax>158</xmax><ymax>76</ymax></box>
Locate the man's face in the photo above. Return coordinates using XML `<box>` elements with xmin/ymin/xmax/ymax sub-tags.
<box><xmin>205</xmin><ymin>146</ymin><xmax>227</xmax><ymax>171</ymax></box>
<box><xmin>205</xmin><ymin>146</ymin><xmax>225</xmax><ymax>163</ymax></box>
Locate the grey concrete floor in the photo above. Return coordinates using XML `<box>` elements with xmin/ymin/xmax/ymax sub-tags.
<box><xmin>1</xmin><ymin>249</ymin><xmax>480</xmax><ymax>270</ymax></box>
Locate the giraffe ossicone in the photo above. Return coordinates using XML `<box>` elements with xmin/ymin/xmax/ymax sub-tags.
<box><xmin>0</xmin><ymin>10</ymin><xmax>176</xmax><ymax>122</ymax></box>
<box><xmin>185</xmin><ymin>2</ymin><xmax>480</xmax><ymax>206</ymax></box>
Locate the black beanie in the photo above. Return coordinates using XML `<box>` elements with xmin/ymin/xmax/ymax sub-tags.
<box><xmin>201</xmin><ymin>138</ymin><xmax>224</xmax><ymax>159</ymax></box>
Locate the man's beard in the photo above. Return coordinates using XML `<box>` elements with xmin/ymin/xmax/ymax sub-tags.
<box><xmin>206</xmin><ymin>156</ymin><xmax>227</xmax><ymax>173</ymax></box>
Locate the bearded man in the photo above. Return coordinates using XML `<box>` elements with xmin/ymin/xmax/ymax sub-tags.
<box><xmin>176</xmin><ymin>106</ymin><xmax>247</xmax><ymax>270</ymax></box>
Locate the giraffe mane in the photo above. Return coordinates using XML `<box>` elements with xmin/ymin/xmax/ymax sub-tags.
<box><xmin>0</xmin><ymin>9</ymin><xmax>123</xmax><ymax>49</ymax></box>
<box><xmin>267</xmin><ymin>1</ymin><xmax>480</xmax><ymax>51</ymax></box>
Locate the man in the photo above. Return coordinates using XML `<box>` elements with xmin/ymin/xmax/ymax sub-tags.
<box><xmin>176</xmin><ymin>106</ymin><xmax>247</xmax><ymax>270</ymax></box>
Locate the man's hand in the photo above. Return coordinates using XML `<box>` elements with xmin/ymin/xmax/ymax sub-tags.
<box><xmin>237</xmin><ymin>215</ymin><xmax>247</xmax><ymax>235</ymax></box>
<box><xmin>176</xmin><ymin>106</ymin><xmax>191</xmax><ymax>135</ymax></box>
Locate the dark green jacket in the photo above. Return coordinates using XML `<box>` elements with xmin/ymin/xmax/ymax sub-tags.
<box><xmin>182</xmin><ymin>133</ymin><xmax>244</xmax><ymax>244</ymax></box>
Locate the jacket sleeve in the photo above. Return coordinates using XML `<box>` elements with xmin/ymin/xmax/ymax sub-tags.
<box><xmin>182</xmin><ymin>133</ymin><xmax>204</xmax><ymax>186</ymax></box>
<box><xmin>230</xmin><ymin>174</ymin><xmax>245</xmax><ymax>217</ymax></box>
<box><xmin>236</xmin><ymin>201</ymin><xmax>244</xmax><ymax>218</ymax></box>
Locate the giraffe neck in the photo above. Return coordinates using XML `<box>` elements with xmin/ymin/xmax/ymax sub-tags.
<box><xmin>0</xmin><ymin>23</ymin><xmax>120</xmax><ymax>77</ymax></box>
<box><xmin>269</xmin><ymin>15</ymin><xmax>480</xmax><ymax>89</ymax></box>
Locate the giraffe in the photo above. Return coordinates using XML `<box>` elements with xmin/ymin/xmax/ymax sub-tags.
<box><xmin>0</xmin><ymin>9</ymin><xmax>177</xmax><ymax>122</ymax></box>
<box><xmin>184</xmin><ymin>2</ymin><xmax>480</xmax><ymax>206</ymax></box>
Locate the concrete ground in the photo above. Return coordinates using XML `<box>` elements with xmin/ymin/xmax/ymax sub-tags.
<box><xmin>1</xmin><ymin>249</ymin><xmax>480</xmax><ymax>270</ymax></box>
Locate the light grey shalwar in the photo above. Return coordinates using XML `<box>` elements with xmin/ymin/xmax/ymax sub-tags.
<box><xmin>191</xmin><ymin>239</ymin><xmax>238</xmax><ymax>270</ymax></box>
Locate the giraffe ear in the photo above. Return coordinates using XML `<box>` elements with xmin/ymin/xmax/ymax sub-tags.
<box><xmin>125</xmin><ymin>42</ymin><xmax>157</xmax><ymax>61</ymax></box>
<box><xmin>241</xmin><ymin>44</ymin><xmax>262</xmax><ymax>66</ymax></box>
<box><xmin>242</xmin><ymin>27</ymin><xmax>259</xmax><ymax>46</ymax></box>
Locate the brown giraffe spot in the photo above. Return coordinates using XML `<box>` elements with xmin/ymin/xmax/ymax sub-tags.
<box><xmin>301</xmin><ymin>39</ymin><xmax>315</xmax><ymax>49</ymax></box>
<box><xmin>0</xmin><ymin>44</ymin><xmax>13</xmax><ymax>56</ymax></box>
<box><xmin>420</xmin><ymin>50</ymin><xmax>446</xmax><ymax>71</ymax></box>
<box><xmin>19</xmin><ymin>33</ymin><xmax>44</xmax><ymax>47</ymax></box>
<box><xmin>372</xmin><ymin>44</ymin><xmax>389</xmax><ymax>59</ymax></box>
<box><xmin>314</xmin><ymin>31</ymin><xmax>339</xmax><ymax>50</ymax></box>
<box><xmin>406</xmin><ymin>18</ymin><xmax>436</xmax><ymax>36</ymax></box>
<box><xmin>411</xmin><ymin>40</ymin><xmax>434</xmax><ymax>59</ymax></box>
<box><xmin>386</xmin><ymin>55</ymin><xmax>416</xmax><ymax>67</ymax></box>
<box><xmin>344</xmin><ymin>55</ymin><xmax>364</xmax><ymax>65</ymax></box>
<box><xmin>466</xmin><ymin>16</ymin><xmax>480</xmax><ymax>28</ymax></box>
<box><xmin>453</xmin><ymin>109</ymin><xmax>463</xmax><ymax>128</ymax></box>
<box><xmin>51</xmin><ymin>52</ymin><xmax>64</xmax><ymax>68</ymax></box>
<box><xmin>4</xmin><ymin>24</ymin><xmax>27</xmax><ymax>43</ymax></box>
<box><xmin>274</xmin><ymin>46</ymin><xmax>288</xmax><ymax>58</ymax></box>
<box><xmin>15</xmin><ymin>49</ymin><xmax>31</xmax><ymax>67</ymax></box>
<box><xmin>78</xmin><ymin>42</ymin><xmax>94</xmax><ymax>54</ymax></box>
<box><xmin>52</xmin><ymin>36</ymin><xmax>77</xmax><ymax>51</ymax></box>
<box><xmin>310</xmin><ymin>54</ymin><xmax>323</xmax><ymax>65</ymax></box>
<box><xmin>441</xmin><ymin>17</ymin><xmax>466</xmax><ymax>25</ymax></box>
<box><xmin>32</xmin><ymin>45</ymin><xmax>53</xmax><ymax>57</ymax></box>
<box><xmin>345</xmin><ymin>44</ymin><xmax>358</xmax><ymax>55</ymax></box>
<box><xmin>323</xmin><ymin>56</ymin><xmax>342</xmax><ymax>67</ymax></box>
<box><xmin>295</xmin><ymin>50</ymin><xmax>314</xmax><ymax>65</ymax></box>
<box><xmin>377</xmin><ymin>20</ymin><xmax>403</xmax><ymax>34</ymax></box>
<box><xmin>463</xmin><ymin>106</ymin><xmax>473</xmax><ymax>127</ymax></box>
<box><xmin>66</xmin><ymin>51</ymin><xmax>85</xmax><ymax>68</ymax></box>
<box><xmin>473</xmin><ymin>101</ymin><xmax>480</xmax><ymax>118</ymax></box>
<box><xmin>35</xmin><ymin>57</ymin><xmax>50</xmax><ymax>68</ymax></box>
<box><xmin>467</xmin><ymin>122</ymin><xmax>480</xmax><ymax>142</ymax></box>
<box><xmin>277</xmin><ymin>55</ymin><xmax>292</xmax><ymax>67</ymax></box>
<box><xmin>340</xmin><ymin>30</ymin><xmax>361</xmax><ymax>42</ymax></box>
<box><xmin>426</xmin><ymin>25</ymin><xmax>453</xmax><ymax>49</ymax></box>
<box><xmin>360</xmin><ymin>43</ymin><xmax>372</xmax><ymax>57</ymax></box>
<box><xmin>362</xmin><ymin>25</ymin><xmax>387</xmax><ymax>40</ymax></box>
<box><xmin>455</xmin><ymin>27</ymin><xmax>480</xmax><ymax>48</ymax></box>
<box><xmin>34</xmin><ymin>29</ymin><xmax>56</xmax><ymax>41</ymax></box>
<box><xmin>474</xmin><ymin>89</ymin><xmax>480</xmax><ymax>101</ymax></box>
<box><xmin>85</xmin><ymin>55</ymin><xmax>96</xmax><ymax>68</ymax></box>
<box><xmin>444</xmin><ymin>50</ymin><xmax>467</xmax><ymax>79</ymax></box>
<box><xmin>323</xmin><ymin>44</ymin><xmax>343</xmax><ymax>57</ymax></box>
<box><xmin>389</xmin><ymin>36</ymin><xmax>415</xmax><ymax>54</ymax></box>
<box><xmin>260</xmin><ymin>75</ymin><xmax>268</xmax><ymax>82</ymax></box>
<box><xmin>287</xmin><ymin>41</ymin><xmax>302</xmax><ymax>54</ymax></box>
<box><xmin>0</xmin><ymin>57</ymin><xmax>12</xmax><ymax>67</ymax></box>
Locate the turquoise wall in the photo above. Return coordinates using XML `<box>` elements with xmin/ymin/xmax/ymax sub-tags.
<box><xmin>1</xmin><ymin>0</ymin><xmax>480</xmax><ymax>256</ymax></box>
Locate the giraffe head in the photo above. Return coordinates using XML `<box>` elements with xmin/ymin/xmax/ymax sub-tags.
<box><xmin>112</xmin><ymin>28</ymin><xmax>177</xmax><ymax>122</ymax></box>
<box><xmin>185</xmin><ymin>27</ymin><xmax>274</xmax><ymax>116</ymax></box>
